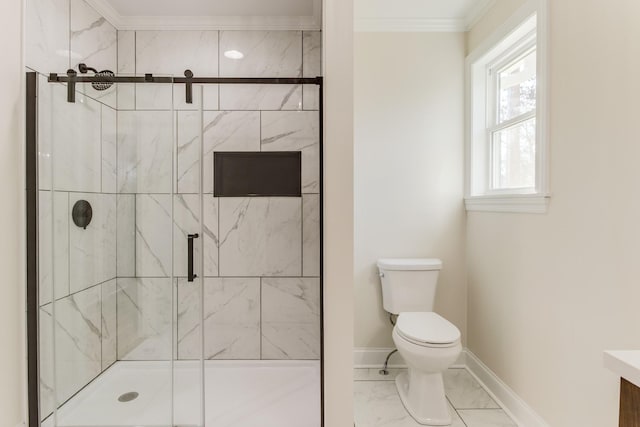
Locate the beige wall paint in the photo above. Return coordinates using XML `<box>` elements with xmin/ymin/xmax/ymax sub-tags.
<box><xmin>467</xmin><ymin>0</ymin><xmax>640</xmax><ymax>425</ymax></box>
<box><xmin>466</xmin><ymin>0</ymin><xmax>527</xmax><ymax>54</ymax></box>
<box><xmin>0</xmin><ymin>0</ymin><xmax>26</xmax><ymax>425</ymax></box>
<box><xmin>323</xmin><ymin>0</ymin><xmax>355</xmax><ymax>425</ymax></box>
<box><xmin>354</xmin><ymin>32</ymin><xmax>466</xmax><ymax>349</ymax></box>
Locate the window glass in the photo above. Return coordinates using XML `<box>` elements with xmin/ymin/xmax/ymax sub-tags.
<box><xmin>498</xmin><ymin>49</ymin><xmax>537</xmax><ymax>123</ymax></box>
<box><xmin>492</xmin><ymin>118</ymin><xmax>536</xmax><ymax>189</ymax></box>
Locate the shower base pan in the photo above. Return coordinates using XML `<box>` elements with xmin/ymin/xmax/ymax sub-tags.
<box><xmin>42</xmin><ymin>360</ymin><xmax>320</xmax><ymax>427</ymax></box>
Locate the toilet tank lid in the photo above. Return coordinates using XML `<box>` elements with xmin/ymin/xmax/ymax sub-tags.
<box><xmin>377</xmin><ymin>258</ymin><xmax>442</xmax><ymax>271</ymax></box>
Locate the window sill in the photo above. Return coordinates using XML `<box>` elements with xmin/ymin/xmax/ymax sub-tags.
<box><xmin>465</xmin><ymin>194</ymin><xmax>550</xmax><ymax>214</ymax></box>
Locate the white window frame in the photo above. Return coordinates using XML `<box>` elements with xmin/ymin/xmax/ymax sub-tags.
<box><xmin>465</xmin><ymin>0</ymin><xmax>549</xmax><ymax>214</ymax></box>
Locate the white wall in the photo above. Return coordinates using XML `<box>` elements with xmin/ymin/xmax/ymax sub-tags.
<box><xmin>467</xmin><ymin>0</ymin><xmax>640</xmax><ymax>425</ymax></box>
<box><xmin>354</xmin><ymin>32</ymin><xmax>466</xmax><ymax>349</ymax></box>
<box><xmin>465</xmin><ymin>0</ymin><xmax>527</xmax><ymax>54</ymax></box>
<box><xmin>0</xmin><ymin>0</ymin><xmax>26</xmax><ymax>424</ymax></box>
<box><xmin>323</xmin><ymin>0</ymin><xmax>355</xmax><ymax>425</ymax></box>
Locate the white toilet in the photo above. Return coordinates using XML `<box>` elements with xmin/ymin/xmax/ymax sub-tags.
<box><xmin>377</xmin><ymin>258</ymin><xmax>461</xmax><ymax>426</ymax></box>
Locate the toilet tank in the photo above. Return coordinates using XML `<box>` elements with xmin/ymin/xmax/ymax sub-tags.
<box><xmin>377</xmin><ymin>258</ymin><xmax>443</xmax><ymax>315</ymax></box>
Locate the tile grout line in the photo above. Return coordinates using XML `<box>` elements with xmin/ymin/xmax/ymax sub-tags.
<box><xmin>260</xmin><ymin>277</ymin><xmax>263</xmax><ymax>360</ymax></box>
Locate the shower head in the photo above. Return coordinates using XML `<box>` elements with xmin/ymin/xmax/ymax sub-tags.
<box><xmin>78</xmin><ymin>63</ymin><xmax>115</xmax><ymax>91</ymax></box>
<box><xmin>92</xmin><ymin>70</ymin><xmax>115</xmax><ymax>91</ymax></box>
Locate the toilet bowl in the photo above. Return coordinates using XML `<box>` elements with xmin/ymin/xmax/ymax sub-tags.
<box><xmin>377</xmin><ymin>258</ymin><xmax>462</xmax><ymax>426</ymax></box>
<box><xmin>392</xmin><ymin>312</ymin><xmax>461</xmax><ymax>426</ymax></box>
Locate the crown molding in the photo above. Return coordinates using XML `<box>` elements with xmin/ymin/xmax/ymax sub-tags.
<box><xmin>355</xmin><ymin>18</ymin><xmax>467</xmax><ymax>33</ymax></box>
<box><xmin>354</xmin><ymin>0</ymin><xmax>496</xmax><ymax>33</ymax></box>
<box><xmin>86</xmin><ymin>0</ymin><xmax>322</xmax><ymax>31</ymax></box>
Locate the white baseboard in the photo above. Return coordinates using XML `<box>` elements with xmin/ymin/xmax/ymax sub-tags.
<box><xmin>353</xmin><ymin>348</ymin><xmax>549</xmax><ymax>427</ymax></box>
<box><xmin>353</xmin><ymin>347</ymin><xmax>467</xmax><ymax>369</ymax></box>
<box><xmin>465</xmin><ymin>350</ymin><xmax>551</xmax><ymax>427</ymax></box>
<box><xmin>354</xmin><ymin>347</ymin><xmax>406</xmax><ymax>368</ymax></box>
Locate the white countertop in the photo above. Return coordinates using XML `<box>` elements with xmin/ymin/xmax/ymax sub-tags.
<box><xmin>604</xmin><ymin>351</ymin><xmax>640</xmax><ymax>388</ymax></box>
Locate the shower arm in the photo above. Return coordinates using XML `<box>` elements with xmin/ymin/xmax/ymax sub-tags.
<box><xmin>78</xmin><ymin>63</ymin><xmax>98</xmax><ymax>74</ymax></box>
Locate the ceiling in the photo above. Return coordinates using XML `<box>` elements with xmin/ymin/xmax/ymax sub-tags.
<box><xmin>355</xmin><ymin>0</ymin><xmax>497</xmax><ymax>32</ymax></box>
<box><xmin>87</xmin><ymin>0</ymin><xmax>494</xmax><ymax>32</ymax></box>
<box><xmin>87</xmin><ymin>0</ymin><xmax>321</xmax><ymax>30</ymax></box>
<box><xmin>105</xmin><ymin>0</ymin><xmax>314</xmax><ymax>18</ymax></box>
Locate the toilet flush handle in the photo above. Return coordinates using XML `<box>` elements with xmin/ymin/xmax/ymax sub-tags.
<box><xmin>379</xmin><ymin>272</ymin><xmax>385</xmax><ymax>278</ymax></box>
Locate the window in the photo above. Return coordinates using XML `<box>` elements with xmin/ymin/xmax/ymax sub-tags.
<box><xmin>466</xmin><ymin>4</ymin><xmax>549</xmax><ymax>214</ymax></box>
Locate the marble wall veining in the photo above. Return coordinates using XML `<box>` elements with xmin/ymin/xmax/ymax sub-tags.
<box><xmin>28</xmin><ymin>1</ymin><xmax>120</xmax><ymax>419</ymax></box>
<box><xmin>30</xmin><ymin>0</ymin><xmax>322</xmax><ymax>416</ymax></box>
<box><xmin>117</xmin><ymin>28</ymin><xmax>322</xmax><ymax>364</ymax></box>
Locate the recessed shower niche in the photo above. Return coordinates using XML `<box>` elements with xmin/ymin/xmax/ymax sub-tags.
<box><xmin>214</xmin><ymin>152</ymin><xmax>302</xmax><ymax>197</ymax></box>
<box><xmin>25</xmin><ymin>6</ymin><xmax>324</xmax><ymax>424</ymax></box>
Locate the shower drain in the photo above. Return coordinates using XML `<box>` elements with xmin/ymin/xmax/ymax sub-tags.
<box><xmin>118</xmin><ymin>392</ymin><xmax>139</xmax><ymax>402</ymax></box>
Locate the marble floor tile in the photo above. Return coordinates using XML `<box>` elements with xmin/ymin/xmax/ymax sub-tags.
<box><xmin>354</xmin><ymin>381</ymin><xmax>465</xmax><ymax>427</ymax></box>
<box><xmin>354</xmin><ymin>369</ymin><xmax>514</xmax><ymax>427</ymax></box>
<box><xmin>444</xmin><ymin>368</ymin><xmax>500</xmax><ymax>409</ymax></box>
<box><xmin>458</xmin><ymin>409</ymin><xmax>517</xmax><ymax>427</ymax></box>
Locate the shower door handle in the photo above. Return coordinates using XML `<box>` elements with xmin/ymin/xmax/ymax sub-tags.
<box><xmin>188</xmin><ymin>234</ymin><xmax>199</xmax><ymax>282</ymax></box>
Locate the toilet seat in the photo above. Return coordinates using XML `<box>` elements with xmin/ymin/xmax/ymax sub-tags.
<box><xmin>396</xmin><ymin>312</ymin><xmax>460</xmax><ymax>348</ymax></box>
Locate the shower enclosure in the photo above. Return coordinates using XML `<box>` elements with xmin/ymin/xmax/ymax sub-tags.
<box><xmin>26</xmin><ymin>68</ymin><xmax>323</xmax><ymax>427</ymax></box>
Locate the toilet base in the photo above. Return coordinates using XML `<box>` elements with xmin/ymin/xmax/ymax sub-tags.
<box><xmin>396</xmin><ymin>371</ymin><xmax>452</xmax><ymax>426</ymax></box>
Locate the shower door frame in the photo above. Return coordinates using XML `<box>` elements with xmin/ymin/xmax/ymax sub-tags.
<box><xmin>25</xmin><ymin>70</ymin><xmax>325</xmax><ymax>427</ymax></box>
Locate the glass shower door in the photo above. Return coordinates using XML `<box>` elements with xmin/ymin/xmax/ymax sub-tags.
<box><xmin>39</xmin><ymin>75</ymin><xmax>205</xmax><ymax>427</ymax></box>
<box><xmin>35</xmin><ymin>73</ymin><xmax>322</xmax><ymax>427</ymax></box>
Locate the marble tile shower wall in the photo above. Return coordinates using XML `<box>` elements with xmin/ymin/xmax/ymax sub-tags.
<box><xmin>116</xmin><ymin>29</ymin><xmax>322</xmax><ymax>363</ymax></box>
<box><xmin>27</xmin><ymin>0</ymin><xmax>119</xmax><ymax>419</ymax></box>
<box><xmin>27</xmin><ymin>0</ymin><xmax>322</xmax><ymax>418</ymax></box>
